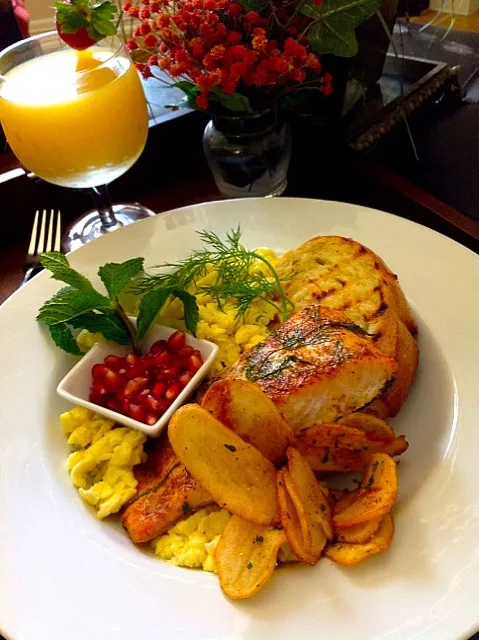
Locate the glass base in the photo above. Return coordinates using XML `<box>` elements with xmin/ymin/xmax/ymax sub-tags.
<box><xmin>63</xmin><ymin>203</ymin><xmax>155</xmax><ymax>252</ymax></box>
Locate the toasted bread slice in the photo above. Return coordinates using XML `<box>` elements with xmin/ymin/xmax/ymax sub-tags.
<box><xmin>226</xmin><ymin>305</ymin><xmax>397</xmax><ymax>431</ymax></box>
<box><xmin>275</xmin><ymin>236</ymin><xmax>418</xmax><ymax>416</ymax></box>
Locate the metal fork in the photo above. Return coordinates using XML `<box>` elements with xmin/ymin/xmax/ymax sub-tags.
<box><xmin>21</xmin><ymin>209</ymin><xmax>62</xmax><ymax>286</ymax></box>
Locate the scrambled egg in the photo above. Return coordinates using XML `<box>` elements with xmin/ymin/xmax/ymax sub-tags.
<box><xmin>61</xmin><ymin>406</ymin><xmax>146</xmax><ymax>519</ymax></box>
<box><xmin>152</xmin><ymin>507</ymin><xmax>231</xmax><ymax>572</ymax></box>
<box><xmin>159</xmin><ymin>248</ymin><xmax>279</xmax><ymax>375</ymax></box>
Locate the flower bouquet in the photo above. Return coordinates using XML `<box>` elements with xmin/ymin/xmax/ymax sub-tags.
<box><xmin>123</xmin><ymin>0</ymin><xmax>384</xmax><ymax>195</ymax></box>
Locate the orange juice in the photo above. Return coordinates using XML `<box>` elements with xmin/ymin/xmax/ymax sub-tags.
<box><xmin>0</xmin><ymin>48</ymin><xmax>148</xmax><ymax>188</ymax></box>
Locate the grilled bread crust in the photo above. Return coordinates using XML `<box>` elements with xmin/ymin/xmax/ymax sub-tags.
<box><xmin>275</xmin><ymin>236</ymin><xmax>418</xmax><ymax>417</ymax></box>
<box><xmin>227</xmin><ymin>305</ymin><xmax>397</xmax><ymax>430</ymax></box>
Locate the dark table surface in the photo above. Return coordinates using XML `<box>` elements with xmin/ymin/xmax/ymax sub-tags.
<box><xmin>1</xmin><ymin>108</ymin><xmax>479</xmax><ymax>640</ymax></box>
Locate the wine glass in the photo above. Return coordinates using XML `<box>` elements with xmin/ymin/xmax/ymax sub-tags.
<box><xmin>0</xmin><ymin>31</ymin><xmax>154</xmax><ymax>251</ymax></box>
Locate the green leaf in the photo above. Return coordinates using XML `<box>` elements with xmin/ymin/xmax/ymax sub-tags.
<box><xmin>171</xmin><ymin>81</ymin><xmax>200</xmax><ymax>101</ymax></box>
<box><xmin>98</xmin><ymin>258</ymin><xmax>144</xmax><ymax>302</ymax></box>
<box><xmin>136</xmin><ymin>288</ymin><xmax>171</xmax><ymax>342</ymax></box>
<box><xmin>136</xmin><ymin>286</ymin><xmax>200</xmax><ymax>342</ymax></box>
<box><xmin>47</xmin><ymin>323</ymin><xmax>83</xmax><ymax>356</ymax></box>
<box><xmin>40</xmin><ymin>252</ymin><xmax>99</xmax><ymax>293</ymax></box>
<box><xmin>69</xmin><ymin>310</ymin><xmax>132</xmax><ymax>345</ymax></box>
<box><xmin>238</xmin><ymin>0</ymin><xmax>268</xmax><ymax>10</ymax></box>
<box><xmin>172</xmin><ymin>288</ymin><xmax>199</xmax><ymax>335</ymax></box>
<box><xmin>302</xmin><ymin>0</ymin><xmax>383</xmax><ymax>57</ymax></box>
<box><xmin>209</xmin><ymin>88</ymin><xmax>252</xmax><ymax>113</ymax></box>
<box><xmin>37</xmin><ymin>286</ymin><xmax>112</xmax><ymax>326</ymax></box>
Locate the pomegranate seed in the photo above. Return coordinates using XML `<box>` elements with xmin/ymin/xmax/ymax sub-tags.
<box><xmin>119</xmin><ymin>368</ymin><xmax>126</xmax><ymax>375</ymax></box>
<box><xmin>151</xmin><ymin>381</ymin><xmax>165</xmax><ymax>398</ymax></box>
<box><xmin>134</xmin><ymin>388</ymin><xmax>150</xmax><ymax>404</ymax></box>
<box><xmin>103</xmin><ymin>368</ymin><xmax>124</xmax><ymax>391</ymax></box>
<box><xmin>165</xmin><ymin>381</ymin><xmax>182</xmax><ymax>401</ymax></box>
<box><xmin>153</xmin><ymin>351</ymin><xmax>169</xmax><ymax>366</ymax></box>
<box><xmin>107</xmin><ymin>397</ymin><xmax>121</xmax><ymax>412</ymax></box>
<box><xmin>193</xmin><ymin>349</ymin><xmax>202</xmax><ymax>358</ymax></box>
<box><xmin>92</xmin><ymin>363</ymin><xmax>108</xmax><ymax>379</ymax></box>
<box><xmin>167</xmin><ymin>330</ymin><xmax>186</xmax><ymax>352</ymax></box>
<box><xmin>128</xmin><ymin>403</ymin><xmax>146</xmax><ymax>422</ymax></box>
<box><xmin>93</xmin><ymin>379</ymin><xmax>108</xmax><ymax>395</ymax></box>
<box><xmin>179</xmin><ymin>371</ymin><xmax>193</xmax><ymax>387</ymax></box>
<box><xmin>187</xmin><ymin>354</ymin><xmax>203</xmax><ymax>374</ymax></box>
<box><xmin>104</xmin><ymin>355</ymin><xmax>126</xmax><ymax>370</ymax></box>
<box><xmin>156</xmin><ymin>398</ymin><xmax>172</xmax><ymax>413</ymax></box>
<box><xmin>144</xmin><ymin>394</ymin><xmax>163</xmax><ymax>412</ymax></box>
<box><xmin>145</xmin><ymin>412</ymin><xmax>160</xmax><ymax>425</ymax></box>
<box><xmin>124</xmin><ymin>377</ymin><xmax>149</xmax><ymax>399</ymax></box>
<box><xmin>154</xmin><ymin>366</ymin><xmax>179</xmax><ymax>381</ymax></box>
<box><xmin>122</xmin><ymin>398</ymin><xmax>131</xmax><ymax>414</ymax></box>
<box><xmin>141</xmin><ymin>355</ymin><xmax>154</xmax><ymax>369</ymax></box>
<box><xmin>125</xmin><ymin>353</ymin><xmax>141</xmax><ymax>367</ymax></box>
<box><xmin>178</xmin><ymin>346</ymin><xmax>193</xmax><ymax>358</ymax></box>
<box><xmin>126</xmin><ymin>364</ymin><xmax>147</xmax><ymax>380</ymax></box>
<box><xmin>149</xmin><ymin>339</ymin><xmax>167</xmax><ymax>355</ymax></box>
<box><xmin>89</xmin><ymin>390</ymin><xmax>103</xmax><ymax>405</ymax></box>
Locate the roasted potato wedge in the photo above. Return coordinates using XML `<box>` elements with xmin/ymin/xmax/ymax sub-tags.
<box><xmin>338</xmin><ymin>413</ymin><xmax>396</xmax><ymax>439</ymax></box>
<box><xmin>298</xmin><ymin>447</ymin><xmax>366</xmax><ymax>473</ymax></box>
<box><xmin>336</xmin><ymin>516</ymin><xmax>383</xmax><ymax>544</ymax></box>
<box><xmin>215</xmin><ymin>515</ymin><xmax>286</xmax><ymax>600</ymax></box>
<box><xmin>296</xmin><ymin>423</ymin><xmax>393</xmax><ymax>452</ymax></box>
<box><xmin>325</xmin><ymin>513</ymin><xmax>395</xmax><ymax>565</ymax></box>
<box><xmin>286</xmin><ymin>447</ymin><xmax>334</xmax><ymax>544</ymax></box>
<box><xmin>333</xmin><ymin>454</ymin><xmax>398</xmax><ymax>528</ymax></box>
<box><xmin>277</xmin><ymin>469</ymin><xmax>318</xmax><ymax>565</ymax></box>
<box><xmin>169</xmin><ymin>405</ymin><xmax>278</xmax><ymax>525</ymax></box>
<box><xmin>202</xmin><ymin>379</ymin><xmax>293</xmax><ymax>465</ymax></box>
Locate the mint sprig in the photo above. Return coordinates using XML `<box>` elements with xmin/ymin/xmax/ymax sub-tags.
<box><xmin>37</xmin><ymin>253</ymin><xmax>199</xmax><ymax>356</ymax></box>
<box><xmin>55</xmin><ymin>0</ymin><xmax>117</xmax><ymax>39</ymax></box>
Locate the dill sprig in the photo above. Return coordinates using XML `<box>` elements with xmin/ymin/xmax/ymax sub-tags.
<box><xmin>132</xmin><ymin>227</ymin><xmax>294</xmax><ymax>321</ymax></box>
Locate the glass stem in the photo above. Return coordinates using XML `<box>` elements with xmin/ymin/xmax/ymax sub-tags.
<box><xmin>91</xmin><ymin>185</ymin><xmax>119</xmax><ymax>229</ymax></box>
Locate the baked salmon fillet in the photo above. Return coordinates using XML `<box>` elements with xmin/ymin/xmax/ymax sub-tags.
<box><xmin>274</xmin><ymin>235</ymin><xmax>418</xmax><ymax>417</ymax></box>
<box><xmin>226</xmin><ymin>305</ymin><xmax>397</xmax><ymax>431</ymax></box>
<box><xmin>122</xmin><ymin>439</ymin><xmax>213</xmax><ymax>544</ymax></box>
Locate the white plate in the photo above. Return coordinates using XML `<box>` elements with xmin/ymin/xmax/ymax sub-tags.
<box><xmin>1</xmin><ymin>198</ymin><xmax>479</xmax><ymax>640</ymax></box>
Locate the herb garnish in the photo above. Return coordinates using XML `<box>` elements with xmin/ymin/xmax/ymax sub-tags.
<box><xmin>255</xmin><ymin>535</ymin><xmax>264</xmax><ymax>543</ymax></box>
<box><xmin>36</xmin><ymin>252</ymin><xmax>198</xmax><ymax>355</ymax></box>
<box><xmin>246</xmin><ymin>562</ymin><xmax>253</xmax><ymax>569</ymax></box>
<box><xmin>224</xmin><ymin>444</ymin><xmax>237</xmax><ymax>452</ymax></box>
<box><xmin>132</xmin><ymin>227</ymin><xmax>294</xmax><ymax>322</ymax></box>
<box><xmin>182</xmin><ymin>502</ymin><xmax>191</xmax><ymax>515</ymax></box>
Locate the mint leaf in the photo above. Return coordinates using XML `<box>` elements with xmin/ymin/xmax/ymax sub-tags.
<box><xmin>69</xmin><ymin>310</ymin><xmax>132</xmax><ymax>345</ymax></box>
<box><xmin>40</xmin><ymin>252</ymin><xmax>99</xmax><ymax>292</ymax></box>
<box><xmin>37</xmin><ymin>286</ymin><xmax>112</xmax><ymax>326</ymax></box>
<box><xmin>172</xmin><ymin>289</ymin><xmax>199</xmax><ymax>335</ymax></box>
<box><xmin>136</xmin><ymin>287</ymin><xmax>199</xmax><ymax>341</ymax></box>
<box><xmin>48</xmin><ymin>323</ymin><xmax>83</xmax><ymax>356</ymax></box>
<box><xmin>136</xmin><ymin>288</ymin><xmax>171</xmax><ymax>342</ymax></box>
<box><xmin>98</xmin><ymin>258</ymin><xmax>144</xmax><ymax>302</ymax></box>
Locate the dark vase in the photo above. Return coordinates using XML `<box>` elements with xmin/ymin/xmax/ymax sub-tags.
<box><xmin>203</xmin><ymin>107</ymin><xmax>292</xmax><ymax>198</ymax></box>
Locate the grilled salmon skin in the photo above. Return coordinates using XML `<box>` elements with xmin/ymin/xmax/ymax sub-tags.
<box><xmin>226</xmin><ymin>305</ymin><xmax>397</xmax><ymax>431</ymax></box>
<box><xmin>274</xmin><ymin>236</ymin><xmax>418</xmax><ymax>417</ymax></box>
<box><xmin>122</xmin><ymin>439</ymin><xmax>213</xmax><ymax>544</ymax></box>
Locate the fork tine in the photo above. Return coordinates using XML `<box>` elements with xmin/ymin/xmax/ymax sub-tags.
<box><xmin>37</xmin><ymin>209</ymin><xmax>47</xmax><ymax>255</ymax></box>
<box><xmin>54</xmin><ymin>211</ymin><xmax>62</xmax><ymax>252</ymax></box>
<box><xmin>27</xmin><ymin>210</ymin><xmax>39</xmax><ymax>256</ymax></box>
<box><xmin>46</xmin><ymin>209</ymin><xmax>54</xmax><ymax>252</ymax></box>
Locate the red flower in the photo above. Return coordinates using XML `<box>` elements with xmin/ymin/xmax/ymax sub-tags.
<box><xmin>150</xmin><ymin>1</ymin><xmax>159</xmax><ymax>11</ymax></box>
<box><xmin>228</xmin><ymin>2</ymin><xmax>242</xmax><ymax>16</ymax></box>
<box><xmin>144</xmin><ymin>33</ymin><xmax>158</xmax><ymax>47</ymax></box>
<box><xmin>126</xmin><ymin>38</ymin><xmax>138</xmax><ymax>50</ymax></box>
<box><xmin>140</xmin><ymin>21</ymin><xmax>151</xmax><ymax>35</ymax></box>
<box><xmin>122</xmin><ymin>2</ymin><xmax>132</xmax><ymax>10</ymax></box>
<box><xmin>284</xmin><ymin>37</ymin><xmax>306</xmax><ymax>61</ymax></box>
<box><xmin>139</xmin><ymin>5</ymin><xmax>150</xmax><ymax>19</ymax></box>
<box><xmin>244</xmin><ymin>10</ymin><xmax>261</xmax><ymax>23</ymax></box>
<box><xmin>321</xmin><ymin>71</ymin><xmax>333</xmax><ymax>96</ymax></box>
<box><xmin>227</xmin><ymin>30</ymin><xmax>242</xmax><ymax>44</ymax></box>
<box><xmin>196</xmin><ymin>90</ymin><xmax>209</xmax><ymax>109</ymax></box>
<box><xmin>148</xmin><ymin>54</ymin><xmax>159</xmax><ymax>65</ymax></box>
<box><xmin>128</xmin><ymin>5</ymin><xmax>139</xmax><ymax>17</ymax></box>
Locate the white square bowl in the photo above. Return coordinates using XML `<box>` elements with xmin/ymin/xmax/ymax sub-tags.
<box><xmin>56</xmin><ymin>320</ymin><xmax>218</xmax><ymax>437</ymax></box>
